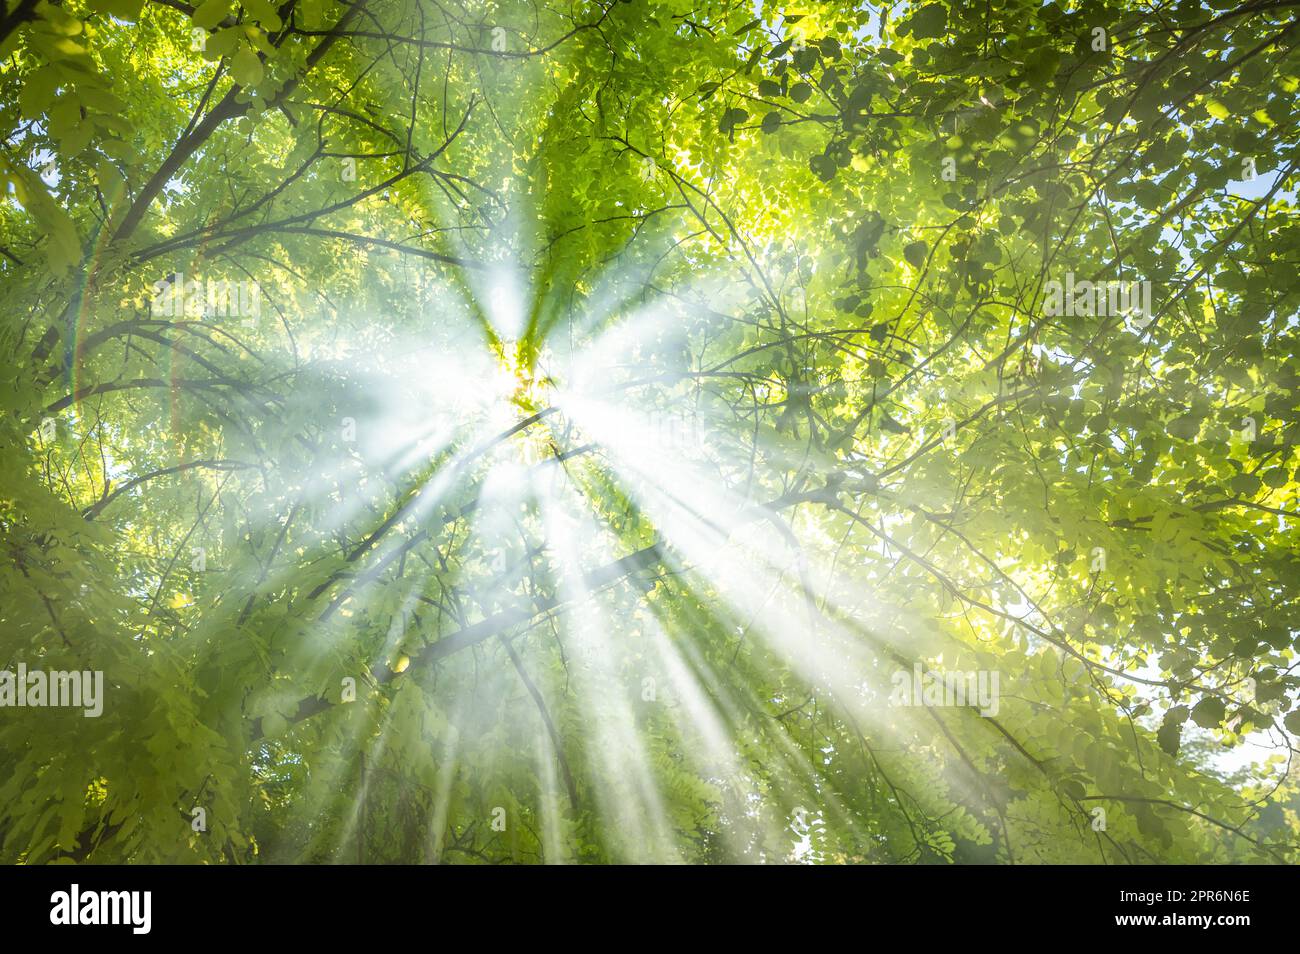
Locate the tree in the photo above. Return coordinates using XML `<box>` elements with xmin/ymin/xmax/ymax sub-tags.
<box><xmin>1</xmin><ymin>0</ymin><xmax>1299</xmax><ymax>864</ymax></box>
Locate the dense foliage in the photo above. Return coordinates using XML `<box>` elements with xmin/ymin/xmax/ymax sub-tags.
<box><xmin>2</xmin><ymin>0</ymin><xmax>1300</xmax><ymax>863</ymax></box>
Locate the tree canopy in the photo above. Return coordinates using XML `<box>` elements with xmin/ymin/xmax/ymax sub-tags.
<box><xmin>2</xmin><ymin>0</ymin><xmax>1300</xmax><ymax>864</ymax></box>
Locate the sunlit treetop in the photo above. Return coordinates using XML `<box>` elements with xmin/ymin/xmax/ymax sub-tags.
<box><xmin>1</xmin><ymin>0</ymin><xmax>1300</xmax><ymax>863</ymax></box>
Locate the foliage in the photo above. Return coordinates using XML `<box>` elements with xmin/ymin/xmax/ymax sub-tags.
<box><xmin>2</xmin><ymin>0</ymin><xmax>1300</xmax><ymax>863</ymax></box>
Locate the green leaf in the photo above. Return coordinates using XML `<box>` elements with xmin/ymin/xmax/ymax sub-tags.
<box><xmin>1228</xmin><ymin>473</ymin><xmax>1261</xmax><ymax>496</ymax></box>
<box><xmin>191</xmin><ymin>0</ymin><xmax>231</xmax><ymax>30</ymax></box>
<box><xmin>229</xmin><ymin>47</ymin><xmax>265</xmax><ymax>87</ymax></box>
<box><xmin>2</xmin><ymin>156</ymin><xmax>80</xmax><ymax>275</ymax></box>
<box><xmin>1157</xmin><ymin>720</ymin><xmax>1182</xmax><ymax>756</ymax></box>
<box><xmin>243</xmin><ymin>0</ymin><xmax>283</xmax><ymax>31</ymax></box>
<box><xmin>1190</xmin><ymin>697</ymin><xmax>1225</xmax><ymax>729</ymax></box>
<box><xmin>18</xmin><ymin>66</ymin><xmax>59</xmax><ymax>119</ymax></box>
<box><xmin>908</xmin><ymin>4</ymin><xmax>949</xmax><ymax>39</ymax></box>
<box><xmin>878</xmin><ymin>411</ymin><xmax>908</xmax><ymax>434</ymax></box>
<box><xmin>903</xmin><ymin>240</ymin><xmax>928</xmax><ymax>269</ymax></box>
